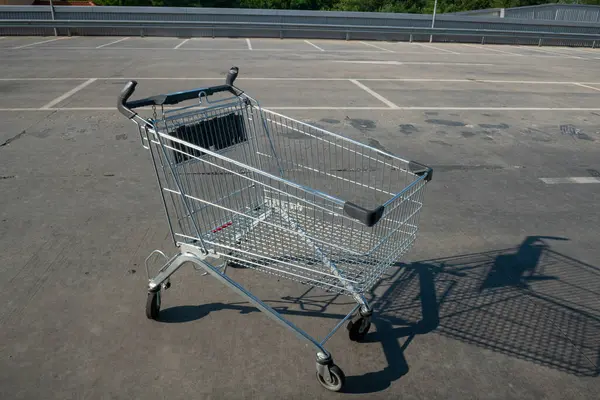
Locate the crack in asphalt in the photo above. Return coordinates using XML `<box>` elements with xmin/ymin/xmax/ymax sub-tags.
<box><xmin>0</xmin><ymin>110</ymin><xmax>59</xmax><ymax>149</ymax></box>
<box><xmin>0</xmin><ymin>130</ymin><xmax>27</xmax><ymax>147</ymax></box>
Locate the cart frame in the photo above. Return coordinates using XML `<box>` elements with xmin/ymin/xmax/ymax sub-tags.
<box><xmin>117</xmin><ymin>67</ymin><xmax>432</xmax><ymax>392</ymax></box>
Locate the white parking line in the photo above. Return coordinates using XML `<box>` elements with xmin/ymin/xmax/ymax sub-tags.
<box><xmin>304</xmin><ymin>40</ymin><xmax>325</xmax><ymax>51</ymax></box>
<box><xmin>269</xmin><ymin>107</ymin><xmax>394</xmax><ymax>110</ymax></box>
<box><xmin>3</xmin><ymin>45</ymin><xmax>451</xmax><ymax>55</ymax></box>
<box><xmin>0</xmin><ymin>77</ymin><xmax>92</xmax><ymax>81</ymax></box>
<box><xmin>334</xmin><ymin>60</ymin><xmax>493</xmax><ymax>66</ymax></box>
<box><xmin>174</xmin><ymin>38</ymin><xmax>190</xmax><ymax>49</ymax></box>
<box><xmin>350</xmin><ymin>80</ymin><xmax>395</xmax><ymax>109</ymax></box>
<box><xmin>2</xmin><ymin>76</ymin><xmax>600</xmax><ymax>85</ymax></box>
<box><xmin>361</xmin><ymin>78</ymin><xmax>594</xmax><ymax>84</ymax></box>
<box><xmin>25</xmin><ymin>46</ymin><xmax>388</xmax><ymax>53</ymax></box>
<box><xmin>570</xmin><ymin>47</ymin><xmax>600</xmax><ymax>52</ymax></box>
<box><xmin>413</xmin><ymin>43</ymin><xmax>460</xmax><ymax>54</ymax></box>
<box><xmin>14</xmin><ymin>37</ymin><xmax>69</xmax><ymax>49</ymax></box>
<box><xmin>359</xmin><ymin>41</ymin><xmax>394</xmax><ymax>53</ymax></box>
<box><xmin>40</xmin><ymin>78</ymin><xmax>97</xmax><ymax>109</ymax></box>
<box><xmin>0</xmin><ymin>108</ymin><xmax>47</xmax><ymax>111</ymax></box>
<box><xmin>461</xmin><ymin>43</ymin><xmax>523</xmax><ymax>56</ymax></box>
<box><xmin>2</xmin><ymin>106</ymin><xmax>600</xmax><ymax>112</ymax></box>
<box><xmin>112</xmin><ymin>78</ymin><xmax>598</xmax><ymax>85</ymax></box>
<box><xmin>8</xmin><ymin>45</ymin><xmax>578</xmax><ymax>58</ymax></box>
<box><xmin>96</xmin><ymin>37</ymin><xmax>129</xmax><ymax>49</ymax></box>
<box><xmin>541</xmin><ymin>177</ymin><xmax>600</xmax><ymax>184</ymax></box>
<box><xmin>574</xmin><ymin>83</ymin><xmax>600</xmax><ymax>92</ymax></box>
<box><xmin>552</xmin><ymin>47</ymin><xmax>597</xmax><ymax>55</ymax></box>
<box><xmin>246</xmin><ymin>38</ymin><xmax>253</xmax><ymax>50</ymax></box>
<box><xmin>268</xmin><ymin>107</ymin><xmax>600</xmax><ymax>111</ymax></box>
<box><xmin>542</xmin><ymin>47</ymin><xmax>593</xmax><ymax>58</ymax></box>
<box><xmin>543</xmin><ymin>48</ymin><xmax>588</xmax><ymax>59</ymax></box>
<box><xmin>0</xmin><ymin>107</ymin><xmax>116</xmax><ymax>112</ymax></box>
<box><xmin>520</xmin><ymin>46</ymin><xmax>584</xmax><ymax>59</ymax></box>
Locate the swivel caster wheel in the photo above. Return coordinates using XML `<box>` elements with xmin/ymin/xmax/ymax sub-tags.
<box><xmin>145</xmin><ymin>291</ymin><xmax>161</xmax><ymax>320</ymax></box>
<box><xmin>316</xmin><ymin>363</ymin><xmax>345</xmax><ymax>392</ymax></box>
<box><xmin>347</xmin><ymin>311</ymin><xmax>372</xmax><ymax>342</ymax></box>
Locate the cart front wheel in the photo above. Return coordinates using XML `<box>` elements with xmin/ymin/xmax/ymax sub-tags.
<box><xmin>347</xmin><ymin>316</ymin><xmax>371</xmax><ymax>342</ymax></box>
<box><xmin>146</xmin><ymin>291</ymin><xmax>160</xmax><ymax>320</ymax></box>
<box><xmin>316</xmin><ymin>364</ymin><xmax>345</xmax><ymax>392</ymax></box>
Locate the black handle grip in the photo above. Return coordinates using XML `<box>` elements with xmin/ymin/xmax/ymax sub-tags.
<box><xmin>117</xmin><ymin>80</ymin><xmax>139</xmax><ymax>119</ymax></box>
<box><xmin>226</xmin><ymin>66</ymin><xmax>239</xmax><ymax>86</ymax></box>
<box><xmin>117</xmin><ymin>66</ymin><xmax>240</xmax><ymax>118</ymax></box>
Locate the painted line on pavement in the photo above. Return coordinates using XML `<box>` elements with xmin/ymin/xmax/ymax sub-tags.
<box><xmin>14</xmin><ymin>37</ymin><xmax>69</xmax><ymax>49</ymax></box>
<box><xmin>5</xmin><ymin>106</ymin><xmax>600</xmax><ymax>112</ymax></box>
<box><xmin>97</xmin><ymin>37</ymin><xmax>129</xmax><ymax>49</ymax></box>
<box><xmin>40</xmin><ymin>78</ymin><xmax>98</xmax><ymax>109</ymax></box>
<box><xmin>413</xmin><ymin>42</ymin><xmax>460</xmax><ymax>54</ymax></box>
<box><xmin>360</xmin><ymin>41</ymin><xmax>394</xmax><ymax>52</ymax></box>
<box><xmin>304</xmin><ymin>40</ymin><xmax>325</xmax><ymax>51</ymax></box>
<box><xmin>541</xmin><ymin>177</ymin><xmax>600</xmax><ymax>184</ymax></box>
<box><xmin>174</xmin><ymin>38</ymin><xmax>190</xmax><ymax>49</ymax></box>
<box><xmin>349</xmin><ymin>79</ymin><xmax>398</xmax><ymax>109</ymax></box>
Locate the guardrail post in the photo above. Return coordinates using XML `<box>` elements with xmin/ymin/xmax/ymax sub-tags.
<box><xmin>280</xmin><ymin>29</ymin><xmax>283</xmax><ymax>39</ymax></box>
<box><xmin>346</xmin><ymin>31</ymin><xmax>350</xmax><ymax>41</ymax></box>
<box><xmin>140</xmin><ymin>28</ymin><xmax>144</xmax><ymax>38</ymax></box>
<box><xmin>409</xmin><ymin>34</ymin><xmax>413</xmax><ymax>43</ymax></box>
<box><xmin>212</xmin><ymin>26</ymin><xmax>215</xmax><ymax>39</ymax></box>
<box><xmin>49</xmin><ymin>0</ymin><xmax>57</xmax><ymax>37</ymax></box>
<box><xmin>538</xmin><ymin>37</ymin><xmax>542</xmax><ymax>47</ymax></box>
<box><xmin>481</xmin><ymin>36</ymin><xmax>485</xmax><ymax>45</ymax></box>
<box><xmin>67</xmin><ymin>28</ymin><xmax>71</xmax><ymax>37</ymax></box>
<box><xmin>593</xmin><ymin>40</ymin><xmax>596</xmax><ymax>49</ymax></box>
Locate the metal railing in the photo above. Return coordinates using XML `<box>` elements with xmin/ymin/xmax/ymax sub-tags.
<box><xmin>1</xmin><ymin>5</ymin><xmax>599</xmax><ymax>47</ymax></box>
<box><xmin>451</xmin><ymin>4</ymin><xmax>600</xmax><ymax>23</ymax></box>
<box><xmin>505</xmin><ymin>4</ymin><xmax>600</xmax><ymax>23</ymax></box>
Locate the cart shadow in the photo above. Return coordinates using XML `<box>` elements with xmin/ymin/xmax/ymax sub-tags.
<box><xmin>342</xmin><ymin>260</ymin><xmax>438</xmax><ymax>393</ymax></box>
<box><xmin>158</xmin><ymin>235</ymin><xmax>600</xmax><ymax>394</ymax></box>
<box><xmin>159</xmin><ymin>286</ymin><xmax>355</xmax><ymax>323</ymax></box>
<box><xmin>344</xmin><ymin>235</ymin><xmax>600</xmax><ymax>394</ymax></box>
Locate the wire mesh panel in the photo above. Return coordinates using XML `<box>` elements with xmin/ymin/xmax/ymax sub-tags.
<box><xmin>144</xmin><ymin>95</ymin><xmax>428</xmax><ymax>295</ymax></box>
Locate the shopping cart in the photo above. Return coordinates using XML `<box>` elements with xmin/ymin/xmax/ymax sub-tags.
<box><xmin>117</xmin><ymin>67</ymin><xmax>433</xmax><ymax>392</ymax></box>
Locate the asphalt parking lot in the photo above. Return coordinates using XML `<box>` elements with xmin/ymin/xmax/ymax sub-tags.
<box><xmin>0</xmin><ymin>36</ymin><xmax>599</xmax><ymax>399</ymax></box>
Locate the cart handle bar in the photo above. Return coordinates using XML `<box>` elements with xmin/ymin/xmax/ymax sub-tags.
<box><xmin>118</xmin><ymin>66</ymin><xmax>240</xmax><ymax>119</ymax></box>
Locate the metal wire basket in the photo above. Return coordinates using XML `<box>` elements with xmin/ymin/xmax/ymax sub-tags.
<box><xmin>118</xmin><ymin>66</ymin><xmax>433</xmax><ymax>392</ymax></box>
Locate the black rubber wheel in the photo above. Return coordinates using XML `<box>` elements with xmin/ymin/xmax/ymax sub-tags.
<box><xmin>347</xmin><ymin>317</ymin><xmax>371</xmax><ymax>342</ymax></box>
<box><xmin>316</xmin><ymin>364</ymin><xmax>345</xmax><ymax>392</ymax></box>
<box><xmin>146</xmin><ymin>291</ymin><xmax>160</xmax><ymax>320</ymax></box>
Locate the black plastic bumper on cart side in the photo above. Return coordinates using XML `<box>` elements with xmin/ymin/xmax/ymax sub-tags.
<box><xmin>343</xmin><ymin>161</ymin><xmax>433</xmax><ymax>228</ymax></box>
<box><xmin>408</xmin><ymin>161</ymin><xmax>433</xmax><ymax>182</ymax></box>
<box><xmin>117</xmin><ymin>66</ymin><xmax>240</xmax><ymax>119</ymax></box>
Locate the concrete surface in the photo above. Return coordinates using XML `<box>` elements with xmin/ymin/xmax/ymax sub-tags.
<box><xmin>0</xmin><ymin>36</ymin><xmax>599</xmax><ymax>400</ymax></box>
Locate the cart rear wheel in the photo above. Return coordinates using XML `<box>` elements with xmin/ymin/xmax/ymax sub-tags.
<box><xmin>347</xmin><ymin>316</ymin><xmax>371</xmax><ymax>342</ymax></box>
<box><xmin>316</xmin><ymin>364</ymin><xmax>345</xmax><ymax>392</ymax></box>
<box><xmin>146</xmin><ymin>291</ymin><xmax>160</xmax><ymax>320</ymax></box>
